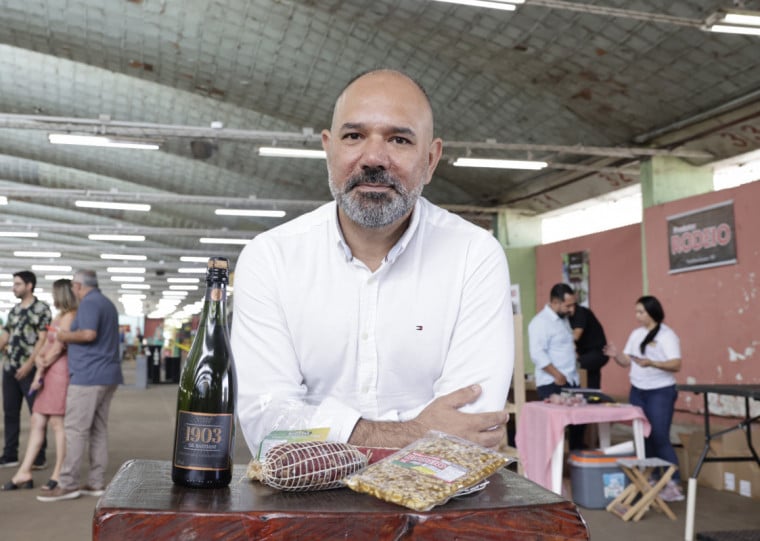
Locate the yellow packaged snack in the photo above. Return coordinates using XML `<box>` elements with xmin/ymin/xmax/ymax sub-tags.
<box><xmin>344</xmin><ymin>431</ymin><xmax>511</xmax><ymax>511</ymax></box>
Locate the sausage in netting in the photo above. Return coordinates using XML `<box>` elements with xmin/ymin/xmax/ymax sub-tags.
<box><xmin>247</xmin><ymin>441</ymin><xmax>368</xmax><ymax>491</ymax></box>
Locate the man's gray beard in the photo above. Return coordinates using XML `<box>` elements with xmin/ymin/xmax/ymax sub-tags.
<box><xmin>329</xmin><ymin>172</ymin><xmax>422</xmax><ymax>229</ymax></box>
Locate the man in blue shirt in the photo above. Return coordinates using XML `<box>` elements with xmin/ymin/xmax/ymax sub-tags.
<box><xmin>529</xmin><ymin>283</ymin><xmax>584</xmax><ymax>449</ymax></box>
<box><xmin>38</xmin><ymin>270</ymin><xmax>123</xmax><ymax>502</ymax></box>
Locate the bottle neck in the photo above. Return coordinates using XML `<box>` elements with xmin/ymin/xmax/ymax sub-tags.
<box><xmin>205</xmin><ymin>281</ymin><xmax>227</xmax><ymax>303</ymax></box>
<box><xmin>201</xmin><ymin>281</ymin><xmax>228</xmax><ymax>329</ymax></box>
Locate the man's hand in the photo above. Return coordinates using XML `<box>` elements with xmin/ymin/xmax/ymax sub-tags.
<box><xmin>553</xmin><ymin>373</ymin><xmax>568</xmax><ymax>386</ymax></box>
<box><xmin>15</xmin><ymin>362</ymin><xmax>33</xmax><ymax>381</ymax></box>
<box><xmin>348</xmin><ymin>385</ymin><xmax>508</xmax><ymax>449</ymax></box>
<box><xmin>415</xmin><ymin>385</ymin><xmax>509</xmax><ymax>449</ymax></box>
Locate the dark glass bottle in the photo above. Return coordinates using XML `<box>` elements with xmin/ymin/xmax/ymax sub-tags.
<box><xmin>172</xmin><ymin>257</ymin><xmax>236</xmax><ymax>488</ymax></box>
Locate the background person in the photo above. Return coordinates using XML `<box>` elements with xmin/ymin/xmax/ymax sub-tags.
<box><xmin>232</xmin><ymin>69</ymin><xmax>514</xmax><ymax>455</ymax></box>
<box><xmin>0</xmin><ymin>271</ymin><xmax>51</xmax><ymax>469</ymax></box>
<box><xmin>2</xmin><ymin>279</ymin><xmax>77</xmax><ymax>491</ymax></box>
<box><xmin>528</xmin><ymin>283</ymin><xmax>584</xmax><ymax>450</ymax></box>
<box><xmin>568</xmin><ymin>301</ymin><xmax>609</xmax><ymax>390</ymax></box>
<box><xmin>37</xmin><ymin>270</ymin><xmax>123</xmax><ymax>502</ymax></box>
<box><xmin>604</xmin><ymin>295</ymin><xmax>684</xmax><ymax>502</ymax></box>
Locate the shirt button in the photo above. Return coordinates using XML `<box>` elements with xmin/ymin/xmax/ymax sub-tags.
<box><xmin>362</xmin><ymin>332</ymin><xmax>369</xmax><ymax>340</ymax></box>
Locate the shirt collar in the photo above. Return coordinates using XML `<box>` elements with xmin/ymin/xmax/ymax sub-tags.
<box><xmin>330</xmin><ymin>203</ymin><xmax>353</xmax><ymax>262</ymax></box>
<box><xmin>331</xmin><ymin>198</ymin><xmax>424</xmax><ymax>265</ymax></box>
<box><xmin>543</xmin><ymin>303</ymin><xmax>562</xmax><ymax>320</ymax></box>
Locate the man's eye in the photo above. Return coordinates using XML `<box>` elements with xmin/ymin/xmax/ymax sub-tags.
<box><xmin>342</xmin><ymin>133</ymin><xmax>362</xmax><ymax>140</ymax></box>
<box><xmin>391</xmin><ymin>136</ymin><xmax>411</xmax><ymax>144</ymax></box>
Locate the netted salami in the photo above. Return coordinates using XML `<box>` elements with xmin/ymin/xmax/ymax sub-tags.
<box><xmin>247</xmin><ymin>441</ymin><xmax>368</xmax><ymax>491</ymax></box>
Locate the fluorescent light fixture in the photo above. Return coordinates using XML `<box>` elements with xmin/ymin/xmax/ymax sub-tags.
<box><xmin>453</xmin><ymin>157</ymin><xmax>548</xmax><ymax>170</ymax></box>
<box><xmin>89</xmin><ymin>234</ymin><xmax>146</xmax><ymax>241</ymax></box>
<box><xmin>0</xmin><ymin>274</ymin><xmax>13</xmax><ymax>279</ymax></box>
<box><xmin>0</xmin><ymin>281</ymin><xmax>13</xmax><ymax>287</ymax></box>
<box><xmin>707</xmin><ymin>24</ymin><xmax>760</xmax><ymax>36</ymax></box>
<box><xmin>199</xmin><ymin>237</ymin><xmax>249</xmax><ymax>245</ymax></box>
<box><xmin>44</xmin><ymin>275</ymin><xmax>74</xmax><ymax>280</ymax></box>
<box><xmin>0</xmin><ymin>232</ymin><xmax>39</xmax><ymax>238</ymax></box>
<box><xmin>430</xmin><ymin>0</ymin><xmax>522</xmax><ymax>11</ymax></box>
<box><xmin>723</xmin><ymin>12</ymin><xmax>760</xmax><ymax>26</ymax></box>
<box><xmin>120</xmin><ymin>283</ymin><xmax>151</xmax><ymax>290</ymax></box>
<box><xmin>75</xmin><ymin>200</ymin><xmax>151</xmax><ymax>212</ymax></box>
<box><xmin>704</xmin><ymin>9</ymin><xmax>760</xmax><ymax>35</ymax></box>
<box><xmin>100</xmin><ymin>253</ymin><xmax>148</xmax><ymax>261</ymax></box>
<box><xmin>31</xmin><ymin>264</ymin><xmax>72</xmax><ymax>272</ymax></box>
<box><xmin>170</xmin><ymin>285</ymin><xmax>199</xmax><ymax>291</ymax></box>
<box><xmin>163</xmin><ymin>291</ymin><xmax>189</xmax><ymax>297</ymax></box>
<box><xmin>48</xmin><ymin>134</ymin><xmax>160</xmax><ymax>150</ymax></box>
<box><xmin>0</xmin><ymin>196</ymin><xmax>7</xmax><ymax>205</ymax></box>
<box><xmin>110</xmin><ymin>276</ymin><xmax>146</xmax><ymax>282</ymax></box>
<box><xmin>106</xmin><ymin>267</ymin><xmax>146</xmax><ymax>274</ymax></box>
<box><xmin>177</xmin><ymin>267</ymin><xmax>206</xmax><ymax>274</ymax></box>
<box><xmin>119</xmin><ymin>294</ymin><xmax>147</xmax><ymax>300</ymax></box>
<box><xmin>215</xmin><ymin>208</ymin><xmax>286</xmax><ymax>218</ymax></box>
<box><xmin>167</xmin><ymin>277</ymin><xmax>200</xmax><ymax>283</ymax></box>
<box><xmin>180</xmin><ymin>256</ymin><xmax>211</xmax><ymax>262</ymax></box>
<box><xmin>14</xmin><ymin>251</ymin><xmax>61</xmax><ymax>258</ymax></box>
<box><xmin>258</xmin><ymin>147</ymin><xmax>326</xmax><ymax>159</ymax></box>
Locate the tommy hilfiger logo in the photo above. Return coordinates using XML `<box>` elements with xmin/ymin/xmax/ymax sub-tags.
<box><xmin>415</xmin><ymin>325</ymin><xmax>423</xmax><ymax>331</ymax></box>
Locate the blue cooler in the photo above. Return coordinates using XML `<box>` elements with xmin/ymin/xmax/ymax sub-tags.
<box><xmin>568</xmin><ymin>450</ymin><xmax>635</xmax><ymax>509</ymax></box>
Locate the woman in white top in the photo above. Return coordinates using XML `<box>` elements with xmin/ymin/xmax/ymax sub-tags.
<box><xmin>604</xmin><ymin>295</ymin><xmax>684</xmax><ymax>502</ymax></box>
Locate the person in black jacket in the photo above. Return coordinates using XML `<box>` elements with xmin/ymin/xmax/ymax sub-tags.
<box><xmin>568</xmin><ymin>300</ymin><xmax>609</xmax><ymax>390</ymax></box>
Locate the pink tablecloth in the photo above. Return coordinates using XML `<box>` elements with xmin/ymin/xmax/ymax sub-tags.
<box><xmin>515</xmin><ymin>401</ymin><xmax>651</xmax><ymax>492</ymax></box>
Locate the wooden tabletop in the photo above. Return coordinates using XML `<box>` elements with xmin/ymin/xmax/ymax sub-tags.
<box><xmin>94</xmin><ymin>459</ymin><xmax>589</xmax><ymax>540</ymax></box>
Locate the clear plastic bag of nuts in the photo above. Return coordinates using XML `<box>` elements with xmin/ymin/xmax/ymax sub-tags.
<box><xmin>343</xmin><ymin>431</ymin><xmax>513</xmax><ymax>512</ymax></box>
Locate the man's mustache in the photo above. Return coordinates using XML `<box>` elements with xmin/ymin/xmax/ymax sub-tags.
<box><xmin>345</xmin><ymin>168</ymin><xmax>399</xmax><ymax>191</ymax></box>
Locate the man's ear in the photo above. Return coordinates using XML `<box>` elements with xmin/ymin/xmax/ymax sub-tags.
<box><xmin>321</xmin><ymin>129</ymin><xmax>332</xmax><ymax>153</ymax></box>
<box><xmin>425</xmin><ymin>137</ymin><xmax>443</xmax><ymax>185</ymax></box>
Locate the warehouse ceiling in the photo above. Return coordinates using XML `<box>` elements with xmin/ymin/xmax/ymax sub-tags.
<box><xmin>2</xmin><ymin>0</ymin><xmax>760</xmax><ymax>317</ymax></box>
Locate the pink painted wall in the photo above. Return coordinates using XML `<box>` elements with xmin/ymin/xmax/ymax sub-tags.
<box><xmin>534</xmin><ymin>223</ymin><xmax>643</xmax><ymax>399</ymax></box>
<box><xmin>645</xmin><ymin>181</ymin><xmax>760</xmax><ymax>416</ymax></box>
<box><xmin>533</xmin><ymin>181</ymin><xmax>760</xmax><ymax>416</ymax></box>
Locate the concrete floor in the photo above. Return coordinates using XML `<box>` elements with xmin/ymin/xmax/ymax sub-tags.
<box><xmin>1</xmin><ymin>360</ymin><xmax>758</xmax><ymax>541</ymax></box>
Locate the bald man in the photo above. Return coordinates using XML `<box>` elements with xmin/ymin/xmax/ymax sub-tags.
<box><xmin>232</xmin><ymin>69</ymin><xmax>514</xmax><ymax>455</ymax></box>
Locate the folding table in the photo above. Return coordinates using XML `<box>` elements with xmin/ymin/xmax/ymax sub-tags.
<box><xmin>676</xmin><ymin>384</ymin><xmax>760</xmax><ymax>541</ymax></box>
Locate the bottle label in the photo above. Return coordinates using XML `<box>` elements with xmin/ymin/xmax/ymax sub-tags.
<box><xmin>174</xmin><ymin>410</ymin><xmax>233</xmax><ymax>471</ymax></box>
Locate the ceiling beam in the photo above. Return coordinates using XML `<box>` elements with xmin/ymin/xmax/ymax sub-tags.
<box><xmin>0</xmin><ymin>223</ymin><xmax>257</xmax><ymax>238</ymax></box>
<box><xmin>0</xmin><ymin>186</ymin><xmax>327</xmax><ymax>210</ymax></box>
<box><xmin>0</xmin><ymin>113</ymin><xmax>713</xmax><ymax>159</ymax></box>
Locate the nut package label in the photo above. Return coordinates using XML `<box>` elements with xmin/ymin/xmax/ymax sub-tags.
<box><xmin>392</xmin><ymin>451</ymin><xmax>467</xmax><ymax>482</ymax></box>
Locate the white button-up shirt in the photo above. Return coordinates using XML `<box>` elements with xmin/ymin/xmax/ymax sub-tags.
<box><xmin>529</xmin><ymin>304</ymin><xmax>579</xmax><ymax>387</ymax></box>
<box><xmin>231</xmin><ymin>197</ymin><xmax>514</xmax><ymax>454</ymax></box>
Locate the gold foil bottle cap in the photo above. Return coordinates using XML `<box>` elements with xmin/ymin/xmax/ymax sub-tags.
<box><xmin>206</xmin><ymin>257</ymin><xmax>230</xmax><ymax>285</ymax></box>
<box><xmin>207</xmin><ymin>257</ymin><xmax>229</xmax><ymax>270</ymax></box>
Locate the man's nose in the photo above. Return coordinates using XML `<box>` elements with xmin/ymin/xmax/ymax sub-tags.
<box><xmin>360</xmin><ymin>136</ymin><xmax>390</xmax><ymax>170</ymax></box>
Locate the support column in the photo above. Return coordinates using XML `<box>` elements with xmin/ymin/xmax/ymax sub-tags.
<box><xmin>495</xmin><ymin>208</ymin><xmax>542</xmax><ymax>249</ymax></box>
<box><xmin>495</xmin><ymin>209</ymin><xmax>542</xmax><ymax>375</ymax></box>
<box><xmin>638</xmin><ymin>156</ymin><xmax>713</xmax><ymax>292</ymax></box>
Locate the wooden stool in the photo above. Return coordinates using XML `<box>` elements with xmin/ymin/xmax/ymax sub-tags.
<box><xmin>606</xmin><ymin>457</ymin><xmax>677</xmax><ymax>522</ymax></box>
